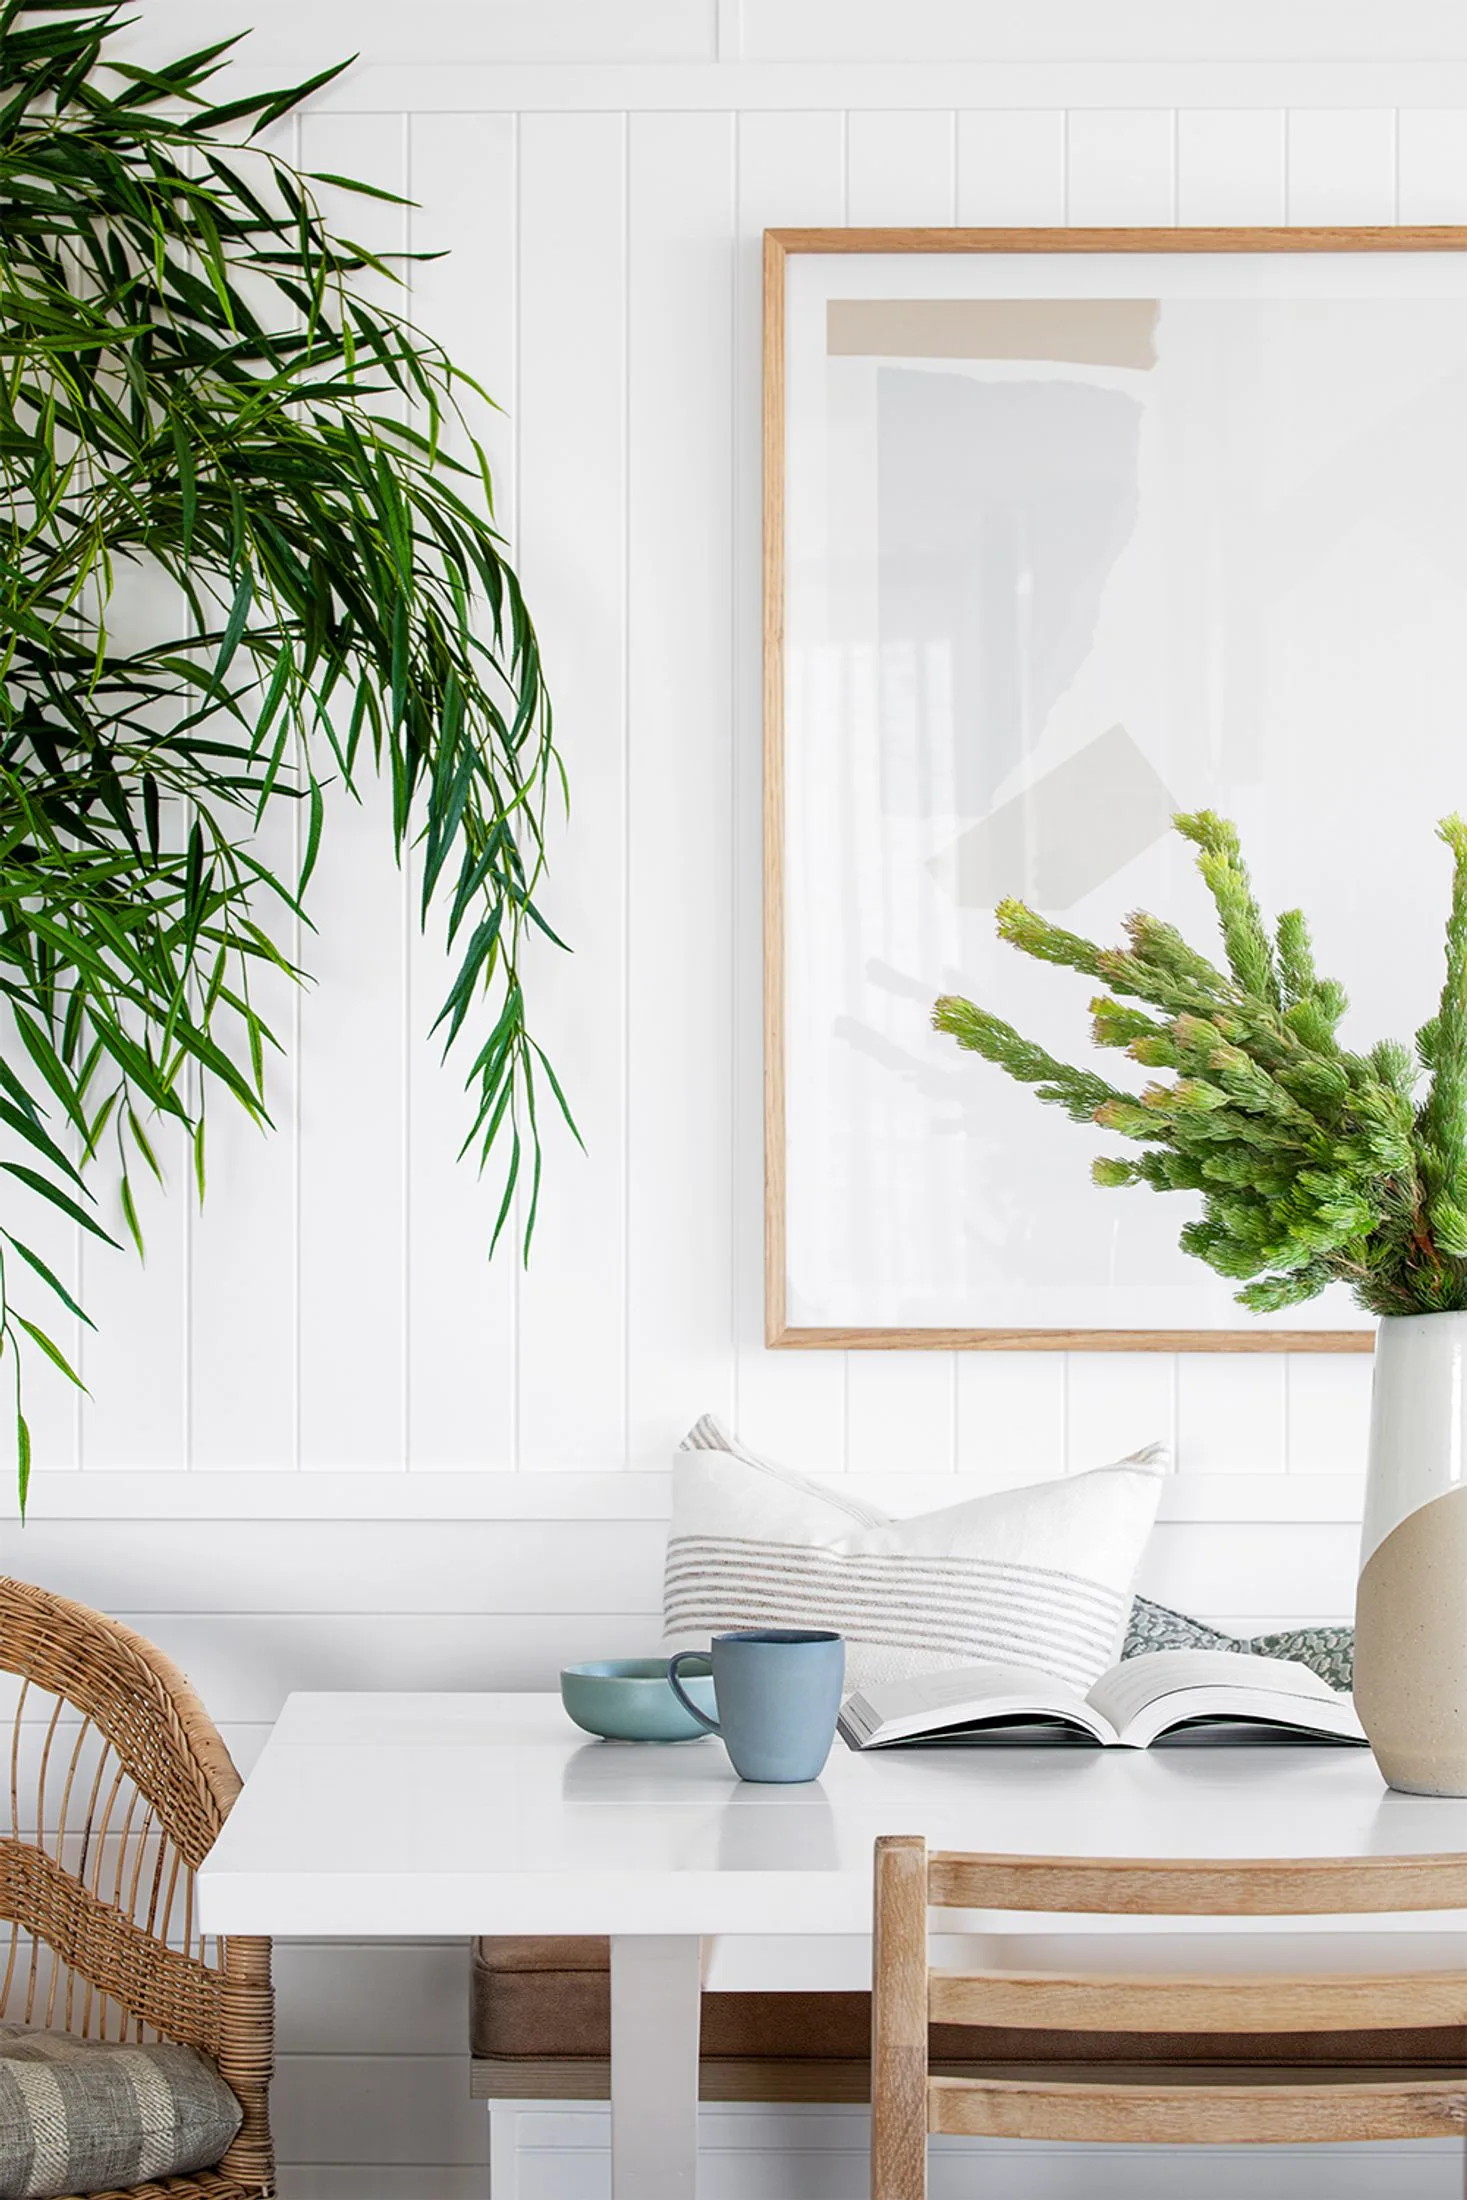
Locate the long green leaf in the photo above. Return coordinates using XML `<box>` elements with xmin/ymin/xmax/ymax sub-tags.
<box><xmin>14</xmin><ymin>1313</ymin><xmax>86</xmax><ymax>1390</ymax></box>
<box><xmin>3</xmin><ymin>1230</ymin><xmax>94</xmax><ymax>1325</ymax></box>
<box><xmin>0</xmin><ymin>1165</ymin><xmax>119</xmax><ymax>1245</ymax></box>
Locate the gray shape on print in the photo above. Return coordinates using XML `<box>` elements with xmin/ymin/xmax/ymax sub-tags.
<box><xmin>877</xmin><ymin>368</ymin><xmax>1143</xmax><ymax>812</ymax></box>
<box><xmin>930</xmin><ymin>723</ymin><xmax>1175</xmax><ymax>910</ymax></box>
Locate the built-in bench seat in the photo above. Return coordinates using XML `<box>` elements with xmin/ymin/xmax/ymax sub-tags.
<box><xmin>468</xmin><ymin>1936</ymin><xmax>1466</xmax><ymax>2104</ymax></box>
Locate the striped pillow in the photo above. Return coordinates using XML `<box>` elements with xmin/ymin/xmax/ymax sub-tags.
<box><xmin>0</xmin><ymin>2024</ymin><xmax>243</xmax><ymax>2200</ymax></box>
<box><xmin>665</xmin><ymin>1416</ymin><xmax>1166</xmax><ymax>1692</ymax></box>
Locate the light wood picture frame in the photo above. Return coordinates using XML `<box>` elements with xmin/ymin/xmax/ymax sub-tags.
<box><xmin>764</xmin><ymin>226</ymin><xmax>1467</xmax><ymax>1354</ymax></box>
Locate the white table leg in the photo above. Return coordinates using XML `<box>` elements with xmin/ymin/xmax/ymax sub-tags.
<box><xmin>609</xmin><ymin>1934</ymin><xmax>702</xmax><ymax>2200</ymax></box>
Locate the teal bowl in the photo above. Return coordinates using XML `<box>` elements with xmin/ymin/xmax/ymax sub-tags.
<box><xmin>560</xmin><ymin>1657</ymin><xmax>715</xmax><ymax>1743</ymax></box>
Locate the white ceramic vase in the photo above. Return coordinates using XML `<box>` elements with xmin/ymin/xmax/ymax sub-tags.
<box><xmin>1354</xmin><ymin>1310</ymin><xmax>1467</xmax><ymax>1796</ymax></box>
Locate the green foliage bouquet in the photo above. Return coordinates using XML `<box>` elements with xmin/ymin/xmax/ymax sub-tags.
<box><xmin>933</xmin><ymin>811</ymin><xmax>1467</xmax><ymax>1319</ymax></box>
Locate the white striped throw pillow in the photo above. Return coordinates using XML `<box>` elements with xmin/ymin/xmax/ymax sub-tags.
<box><xmin>664</xmin><ymin>1416</ymin><xmax>1166</xmax><ymax>1692</ymax></box>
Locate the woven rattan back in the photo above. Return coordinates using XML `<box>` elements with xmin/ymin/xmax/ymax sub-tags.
<box><xmin>0</xmin><ymin>1575</ymin><xmax>273</xmax><ymax>2194</ymax></box>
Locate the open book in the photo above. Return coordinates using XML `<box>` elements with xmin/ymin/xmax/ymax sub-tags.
<box><xmin>838</xmin><ymin>1649</ymin><xmax>1366</xmax><ymax>1751</ymax></box>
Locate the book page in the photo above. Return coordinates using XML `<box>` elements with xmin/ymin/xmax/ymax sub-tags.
<box><xmin>841</xmin><ymin>1661</ymin><xmax>1106</xmax><ymax>1747</ymax></box>
<box><xmin>1086</xmin><ymin>1650</ymin><xmax>1343</xmax><ymax>1737</ymax></box>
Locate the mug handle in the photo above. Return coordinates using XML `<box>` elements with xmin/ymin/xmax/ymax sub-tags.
<box><xmin>667</xmin><ymin>1651</ymin><xmax>721</xmax><ymax>1733</ymax></box>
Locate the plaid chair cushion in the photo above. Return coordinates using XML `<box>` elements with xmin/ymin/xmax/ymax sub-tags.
<box><xmin>0</xmin><ymin>2023</ymin><xmax>242</xmax><ymax>2200</ymax></box>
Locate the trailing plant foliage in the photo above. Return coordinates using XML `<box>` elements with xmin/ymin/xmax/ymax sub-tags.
<box><xmin>0</xmin><ymin>1</ymin><xmax>569</xmax><ymax>1499</ymax></box>
<box><xmin>934</xmin><ymin>811</ymin><xmax>1467</xmax><ymax>1321</ymax></box>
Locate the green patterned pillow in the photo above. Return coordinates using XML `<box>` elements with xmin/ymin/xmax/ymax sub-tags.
<box><xmin>1248</xmin><ymin>1624</ymin><xmax>1354</xmax><ymax>1693</ymax></box>
<box><xmin>1124</xmin><ymin>1597</ymin><xmax>1353</xmax><ymax>1691</ymax></box>
<box><xmin>1124</xmin><ymin>1598</ymin><xmax>1240</xmax><ymax>1658</ymax></box>
<box><xmin>0</xmin><ymin>2024</ymin><xmax>242</xmax><ymax>2200</ymax></box>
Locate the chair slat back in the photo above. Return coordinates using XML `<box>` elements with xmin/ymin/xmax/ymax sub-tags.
<box><xmin>873</xmin><ymin>1834</ymin><xmax>1467</xmax><ymax>2194</ymax></box>
<box><xmin>927</xmin><ymin>1964</ymin><xmax>1467</xmax><ymax>2035</ymax></box>
<box><xmin>928</xmin><ymin>1850</ymin><xmax>1467</xmax><ymax>1916</ymax></box>
<box><xmin>918</xmin><ymin>1842</ymin><xmax>1467</xmax><ymax>2035</ymax></box>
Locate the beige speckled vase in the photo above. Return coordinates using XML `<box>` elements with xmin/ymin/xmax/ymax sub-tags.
<box><xmin>1354</xmin><ymin>1311</ymin><xmax>1467</xmax><ymax>1796</ymax></box>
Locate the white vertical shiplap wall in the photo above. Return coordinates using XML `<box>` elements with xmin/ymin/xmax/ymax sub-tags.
<box><xmin>9</xmin><ymin>10</ymin><xmax>1467</xmax><ymax>2184</ymax></box>
<box><xmin>37</xmin><ymin>89</ymin><xmax>1467</xmax><ymax>1491</ymax></box>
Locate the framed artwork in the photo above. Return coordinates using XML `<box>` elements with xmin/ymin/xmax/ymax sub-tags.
<box><xmin>764</xmin><ymin>225</ymin><xmax>1467</xmax><ymax>1352</ymax></box>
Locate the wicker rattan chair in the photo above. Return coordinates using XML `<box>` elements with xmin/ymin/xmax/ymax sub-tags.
<box><xmin>0</xmin><ymin>1574</ymin><xmax>273</xmax><ymax>2200</ymax></box>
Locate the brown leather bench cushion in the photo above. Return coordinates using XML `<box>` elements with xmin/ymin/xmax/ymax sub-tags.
<box><xmin>472</xmin><ymin>1937</ymin><xmax>1465</xmax><ymax>2067</ymax></box>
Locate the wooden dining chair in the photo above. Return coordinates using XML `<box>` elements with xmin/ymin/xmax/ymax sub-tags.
<box><xmin>871</xmin><ymin>1835</ymin><xmax>1467</xmax><ymax>2197</ymax></box>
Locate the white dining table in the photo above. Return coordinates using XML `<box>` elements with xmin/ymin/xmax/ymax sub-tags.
<box><xmin>196</xmin><ymin>1692</ymin><xmax>1467</xmax><ymax>2200</ymax></box>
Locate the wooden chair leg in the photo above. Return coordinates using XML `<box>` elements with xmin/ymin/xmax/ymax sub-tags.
<box><xmin>872</xmin><ymin>1836</ymin><xmax>929</xmax><ymax>2200</ymax></box>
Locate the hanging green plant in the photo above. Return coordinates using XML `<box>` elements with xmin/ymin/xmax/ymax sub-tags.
<box><xmin>935</xmin><ymin>810</ymin><xmax>1467</xmax><ymax>1322</ymax></box>
<box><xmin>0</xmin><ymin>0</ymin><xmax>570</xmax><ymax>1503</ymax></box>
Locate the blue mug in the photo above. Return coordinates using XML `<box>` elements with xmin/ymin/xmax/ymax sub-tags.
<box><xmin>668</xmin><ymin>1629</ymin><xmax>845</xmax><ymax>1783</ymax></box>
